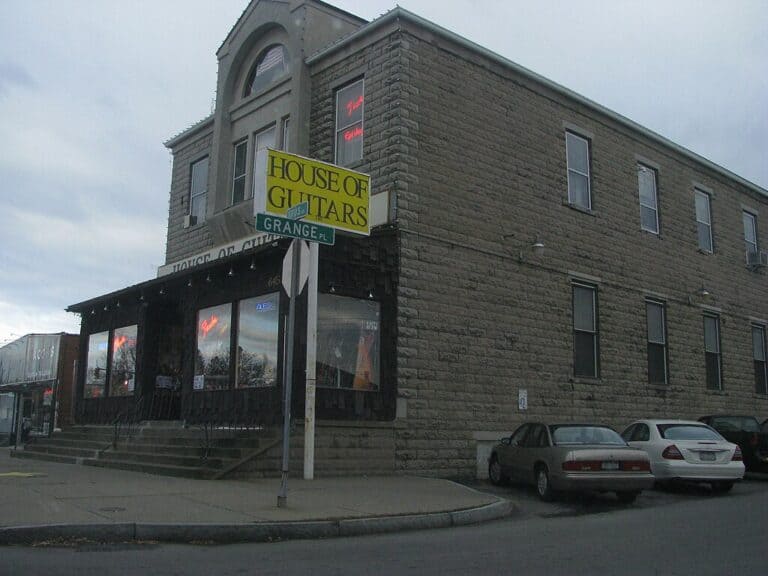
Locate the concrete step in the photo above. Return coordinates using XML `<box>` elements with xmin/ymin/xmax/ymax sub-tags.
<box><xmin>27</xmin><ymin>437</ymin><xmax>110</xmax><ymax>451</ymax></box>
<box><xmin>83</xmin><ymin>458</ymin><xmax>213</xmax><ymax>479</ymax></box>
<box><xmin>115</xmin><ymin>442</ymin><xmax>243</xmax><ymax>459</ymax></box>
<box><xmin>10</xmin><ymin>449</ymin><xmax>84</xmax><ymax>466</ymax></box>
<box><xmin>99</xmin><ymin>449</ymin><xmax>227</xmax><ymax>469</ymax></box>
<box><xmin>24</xmin><ymin>444</ymin><xmax>101</xmax><ymax>459</ymax></box>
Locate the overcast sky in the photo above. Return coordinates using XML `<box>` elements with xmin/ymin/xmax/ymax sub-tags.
<box><xmin>0</xmin><ymin>0</ymin><xmax>766</xmax><ymax>345</ymax></box>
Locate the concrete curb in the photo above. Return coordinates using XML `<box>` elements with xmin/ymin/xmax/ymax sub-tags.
<box><xmin>0</xmin><ymin>500</ymin><xmax>516</xmax><ymax>546</ymax></box>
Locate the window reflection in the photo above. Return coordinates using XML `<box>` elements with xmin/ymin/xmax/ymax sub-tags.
<box><xmin>85</xmin><ymin>331</ymin><xmax>108</xmax><ymax>398</ymax></box>
<box><xmin>316</xmin><ymin>294</ymin><xmax>380</xmax><ymax>391</ymax></box>
<box><xmin>195</xmin><ymin>304</ymin><xmax>232</xmax><ymax>391</ymax></box>
<box><xmin>236</xmin><ymin>293</ymin><xmax>279</xmax><ymax>388</ymax></box>
<box><xmin>110</xmin><ymin>325</ymin><xmax>137</xmax><ymax>396</ymax></box>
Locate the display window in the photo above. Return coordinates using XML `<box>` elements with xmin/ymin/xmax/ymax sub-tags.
<box><xmin>316</xmin><ymin>294</ymin><xmax>380</xmax><ymax>391</ymax></box>
<box><xmin>195</xmin><ymin>304</ymin><xmax>233</xmax><ymax>391</ymax></box>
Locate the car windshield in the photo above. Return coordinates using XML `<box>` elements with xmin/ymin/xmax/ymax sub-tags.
<box><xmin>711</xmin><ymin>416</ymin><xmax>760</xmax><ymax>432</ymax></box>
<box><xmin>550</xmin><ymin>425</ymin><xmax>625</xmax><ymax>445</ymax></box>
<box><xmin>657</xmin><ymin>424</ymin><xmax>722</xmax><ymax>441</ymax></box>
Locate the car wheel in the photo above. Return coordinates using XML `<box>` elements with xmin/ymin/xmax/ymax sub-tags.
<box><xmin>488</xmin><ymin>455</ymin><xmax>507</xmax><ymax>486</ymax></box>
<box><xmin>535</xmin><ymin>465</ymin><xmax>555</xmax><ymax>501</ymax></box>
<box><xmin>616</xmin><ymin>491</ymin><xmax>639</xmax><ymax>504</ymax></box>
<box><xmin>711</xmin><ymin>481</ymin><xmax>734</xmax><ymax>494</ymax></box>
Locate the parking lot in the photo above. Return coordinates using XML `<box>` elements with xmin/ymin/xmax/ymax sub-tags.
<box><xmin>465</xmin><ymin>472</ymin><xmax>768</xmax><ymax>519</ymax></box>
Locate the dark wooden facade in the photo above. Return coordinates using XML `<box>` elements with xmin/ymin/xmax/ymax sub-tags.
<box><xmin>70</xmin><ymin>228</ymin><xmax>398</xmax><ymax>428</ymax></box>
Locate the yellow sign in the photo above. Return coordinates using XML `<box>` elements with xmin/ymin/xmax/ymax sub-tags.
<box><xmin>264</xmin><ymin>149</ymin><xmax>370</xmax><ymax>236</ymax></box>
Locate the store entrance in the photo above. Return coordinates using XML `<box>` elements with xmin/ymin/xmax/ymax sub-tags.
<box><xmin>143</xmin><ymin>309</ymin><xmax>183</xmax><ymax>420</ymax></box>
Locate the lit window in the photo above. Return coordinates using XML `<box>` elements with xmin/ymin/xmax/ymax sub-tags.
<box><xmin>195</xmin><ymin>304</ymin><xmax>232</xmax><ymax>391</ymax></box>
<box><xmin>110</xmin><ymin>325</ymin><xmax>137</xmax><ymax>397</ymax></box>
<box><xmin>335</xmin><ymin>79</ymin><xmax>364</xmax><ymax>166</ymax></box>
<box><xmin>638</xmin><ymin>164</ymin><xmax>659</xmax><ymax>233</ymax></box>
<box><xmin>646</xmin><ymin>300</ymin><xmax>668</xmax><ymax>384</ymax></box>
<box><xmin>251</xmin><ymin>126</ymin><xmax>277</xmax><ymax>203</ymax></box>
<box><xmin>232</xmin><ymin>140</ymin><xmax>247</xmax><ymax>204</ymax></box>
<box><xmin>753</xmin><ymin>325</ymin><xmax>767</xmax><ymax>395</ymax></box>
<box><xmin>743</xmin><ymin>211</ymin><xmax>758</xmax><ymax>263</ymax></box>
<box><xmin>695</xmin><ymin>189</ymin><xmax>713</xmax><ymax>252</ymax></box>
<box><xmin>573</xmin><ymin>283</ymin><xmax>599</xmax><ymax>378</ymax></box>
<box><xmin>189</xmin><ymin>157</ymin><xmax>208</xmax><ymax>225</ymax></box>
<box><xmin>316</xmin><ymin>294</ymin><xmax>380</xmax><ymax>391</ymax></box>
<box><xmin>244</xmin><ymin>45</ymin><xmax>288</xmax><ymax>97</ymax></box>
<box><xmin>703</xmin><ymin>314</ymin><xmax>722</xmax><ymax>390</ymax></box>
<box><xmin>85</xmin><ymin>331</ymin><xmax>108</xmax><ymax>398</ymax></box>
<box><xmin>566</xmin><ymin>132</ymin><xmax>591</xmax><ymax>210</ymax></box>
<box><xmin>236</xmin><ymin>293</ymin><xmax>279</xmax><ymax>389</ymax></box>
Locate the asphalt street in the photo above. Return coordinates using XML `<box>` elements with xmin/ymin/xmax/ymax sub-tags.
<box><xmin>3</xmin><ymin>478</ymin><xmax>767</xmax><ymax>576</ymax></box>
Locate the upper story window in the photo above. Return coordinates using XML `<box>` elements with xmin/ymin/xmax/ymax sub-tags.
<box><xmin>694</xmin><ymin>189</ymin><xmax>713</xmax><ymax>252</ymax></box>
<box><xmin>335</xmin><ymin>79</ymin><xmax>364</xmax><ymax>166</ymax></box>
<box><xmin>189</xmin><ymin>157</ymin><xmax>208</xmax><ymax>225</ymax></box>
<box><xmin>572</xmin><ymin>282</ymin><xmax>599</xmax><ymax>378</ymax></box>
<box><xmin>244</xmin><ymin>45</ymin><xmax>288</xmax><ymax>97</ymax></box>
<box><xmin>638</xmin><ymin>164</ymin><xmax>659</xmax><ymax>234</ymax></box>
<box><xmin>565</xmin><ymin>132</ymin><xmax>591</xmax><ymax>210</ymax></box>
<box><xmin>743</xmin><ymin>211</ymin><xmax>758</xmax><ymax>263</ymax></box>
<box><xmin>232</xmin><ymin>140</ymin><xmax>248</xmax><ymax>205</ymax></box>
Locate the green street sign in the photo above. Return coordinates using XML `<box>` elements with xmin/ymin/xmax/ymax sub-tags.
<box><xmin>286</xmin><ymin>201</ymin><xmax>308</xmax><ymax>221</ymax></box>
<box><xmin>256</xmin><ymin>213</ymin><xmax>335</xmax><ymax>245</ymax></box>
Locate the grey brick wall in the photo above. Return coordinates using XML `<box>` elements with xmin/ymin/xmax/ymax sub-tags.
<box><xmin>390</xmin><ymin>25</ymin><xmax>767</xmax><ymax>477</ymax></box>
<box><xmin>165</xmin><ymin>129</ymin><xmax>215</xmax><ymax>264</ymax></box>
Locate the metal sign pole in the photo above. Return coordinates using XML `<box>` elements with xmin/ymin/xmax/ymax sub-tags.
<box><xmin>277</xmin><ymin>239</ymin><xmax>301</xmax><ymax>508</ymax></box>
<box><xmin>303</xmin><ymin>242</ymin><xmax>319</xmax><ymax>479</ymax></box>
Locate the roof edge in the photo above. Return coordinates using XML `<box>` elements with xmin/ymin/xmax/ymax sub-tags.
<box><xmin>164</xmin><ymin>115</ymin><xmax>215</xmax><ymax>149</ymax></box>
<box><xmin>308</xmin><ymin>7</ymin><xmax>767</xmax><ymax>198</ymax></box>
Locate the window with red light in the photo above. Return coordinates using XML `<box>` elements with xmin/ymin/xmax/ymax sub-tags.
<box><xmin>109</xmin><ymin>325</ymin><xmax>137</xmax><ymax>397</ymax></box>
<box><xmin>335</xmin><ymin>79</ymin><xmax>364</xmax><ymax>166</ymax></box>
<box><xmin>195</xmin><ymin>304</ymin><xmax>232</xmax><ymax>391</ymax></box>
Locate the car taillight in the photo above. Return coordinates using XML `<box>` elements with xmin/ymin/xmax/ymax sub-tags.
<box><xmin>662</xmin><ymin>445</ymin><xmax>684</xmax><ymax>460</ymax></box>
<box><xmin>732</xmin><ymin>446</ymin><xmax>743</xmax><ymax>461</ymax></box>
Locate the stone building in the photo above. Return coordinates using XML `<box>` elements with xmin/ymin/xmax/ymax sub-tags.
<box><xmin>66</xmin><ymin>0</ymin><xmax>767</xmax><ymax>478</ymax></box>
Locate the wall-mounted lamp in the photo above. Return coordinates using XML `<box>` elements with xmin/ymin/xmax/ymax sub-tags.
<box><xmin>103</xmin><ymin>304</ymin><xmax>109</xmax><ymax>312</ymax></box>
<box><xmin>329</xmin><ymin>283</ymin><xmax>337</xmax><ymax>294</ymax></box>
<box><xmin>688</xmin><ymin>285</ymin><xmax>713</xmax><ymax>305</ymax></box>
<box><xmin>249</xmin><ymin>258</ymin><xmax>256</xmax><ymax>271</ymax></box>
<box><xmin>159</xmin><ymin>286</ymin><xmax>165</xmax><ymax>295</ymax></box>
<box><xmin>368</xmin><ymin>289</ymin><xmax>374</xmax><ymax>299</ymax></box>
<box><xmin>228</xmin><ymin>267</ymin><xmax>235</xmax><ymax>277</ymax></box>
<box><xmin>116</xmin><ymin>300</ymin><xmax>121</xmax><ymax>309</ymax></box>
<box><xmin>139</xmin><ymin>292</ymin><xmax>145</xmax><ymax>302</ymax></box>
<box><xmin>206</xmin><ymin>274</ymin><xmax>212</xmax><ymax>283</ymax></box>
<box><xmin>503</xmin><ymin>234</ymin><xmax>546</xmax><ymax>262</ymax></box>
<box><xmin>187</xmin><ymin>278</ymin><xmax>193</xmax><ymax>288</ymax></box>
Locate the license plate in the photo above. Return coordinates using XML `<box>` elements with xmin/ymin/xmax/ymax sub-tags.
<box><xmin>700</xmin><ymin>452</ymin><xmax>716</xmax><ymax>461</ymax></box>
<box><xmin>601</xmin><ymin>461</ymin><xmax>619</xmax><ymax>470</ymax></box>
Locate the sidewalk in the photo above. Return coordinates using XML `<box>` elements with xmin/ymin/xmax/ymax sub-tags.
<box><xmin>0</xmin><ymin>448</ymin><xmax>513</xmax><ymax>545</ymax></box>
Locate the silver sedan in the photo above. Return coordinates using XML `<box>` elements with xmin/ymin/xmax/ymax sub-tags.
<box><xmin>489</xmin><ymin>423</ymin><xmax>654</xmax><ymax>502</ymax></box>
<box><xmin>622</xmin><ymin>419</ymin><xmax>745</xmax><ymax>492</ymax></box>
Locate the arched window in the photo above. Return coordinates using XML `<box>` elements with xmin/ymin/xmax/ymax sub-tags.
<box><xmin>244</xmin><ymin>44</ymin><xmax>288</xmax><ymax>97</ymax></box>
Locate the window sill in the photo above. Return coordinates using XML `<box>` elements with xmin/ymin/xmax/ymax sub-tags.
<box><xmin>640</xmin><ymin>228</ymin><xmax>661</xmax><ymax>238</ymax></box>
<box><xmin>697</xmin><ymin>248</ymin><xmax>714</xmax><ymax>256</ymax></box>
<box><xmin>562</xmin><ymin>200</ymin><xmax>597</xmax><ymax>217</ymax></box>
<box><xmin>569</xmin><ymin>376</ymin><xmax>601</xmax><ymax>384</ymax></box>
<box><xmin>705</xmin><ymin>388</ymin><xmax>727</xmax><ymax>396</ymax></box>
